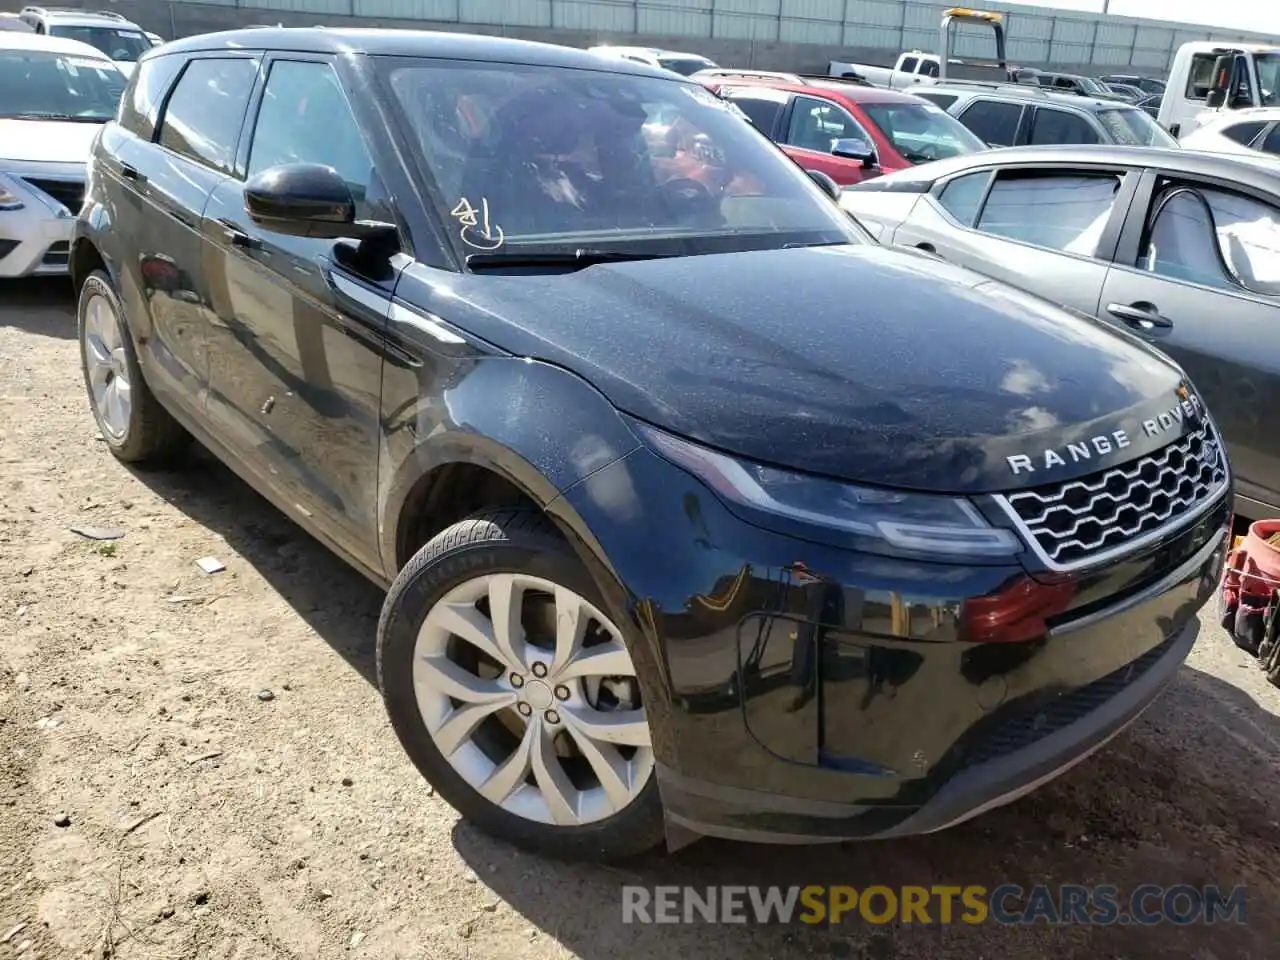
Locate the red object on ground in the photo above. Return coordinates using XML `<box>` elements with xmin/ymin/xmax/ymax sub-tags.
<box><xmin>1222</xmin><ymin>519</ymin><xmax>1280</xmax><ymax>611</ymax></box>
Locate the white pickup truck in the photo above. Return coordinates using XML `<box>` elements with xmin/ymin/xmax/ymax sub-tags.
<box><xmin>828</xmin><ymin>9</ymin><xmax>1022</xmax><ymax>90</ymax></box>
<box><xmin>1158</xmin><ymin>40</ymin><xmax>1280</xmax><ymax>138</ymax></box>
<box><xmin>827</xmin><ymin>50</ymin><xmax>941</xmax><ymax>91</ymax></box>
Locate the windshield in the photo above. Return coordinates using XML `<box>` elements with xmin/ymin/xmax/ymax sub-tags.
<box><xmin>1255</xmin><ymin>53</ymin><xmax>1280</xmax><ymax>107</ymax></box>
<box><xmin>381</xmin><ymin>59</ymin><xmax>864</xmax><ymax>260</ymax></box>
<box><xmin>859</xmin><ymin>101</ymin><xmax>985</xmax><ymax>162</ymax></box>
<box><xmin>1096</xmin><ymin>107</ymin><xmax>1178</xmax><ymax>147</ymax></box>
<box><xmin>0</xmin><ymin>48</ymin><xmax>124</xmax><ymax>121</ymax></box>
<box><xmin>48</xmin><ymin>24</ymin><xmax>151</xmax><ymax>62</ymax></box>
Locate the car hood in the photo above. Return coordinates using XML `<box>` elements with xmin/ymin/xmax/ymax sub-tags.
<box><xmin>0</xmin><ymin>118</ymin><xmax>100</xmax><ymax>164</ymax></box>
<box><xmin>448</xmin><ymin>245</ymin><xmax>1195</xmax><ymax>494</ymax></box>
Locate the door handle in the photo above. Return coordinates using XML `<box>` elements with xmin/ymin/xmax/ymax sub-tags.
<box><xmin>1106</xmin><ymin>301</ymin><xmax>1174</xmax><ymax>333</ymax></box>
<box><xmin>120</xmin><ymin>163</ymin><xmax>144</xmax><ymax>184</ymax></box>
<box><xmin>216</xmin><ymin>218</ymin><xmax>260</xmax><ymax>250</ymax></box>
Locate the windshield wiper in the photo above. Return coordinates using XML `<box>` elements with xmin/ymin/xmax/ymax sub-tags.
<box><xmin>465</xmin><ymin>249</ymin><xmax>679</xmax><ymax>272</ymax></box>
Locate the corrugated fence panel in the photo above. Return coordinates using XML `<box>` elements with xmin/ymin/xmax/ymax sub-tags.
<box><xmin>710</xmin><ymin>0</ymin><xmax>777</xmax><ymax>40</ymax></box>
<box><xmin>251</xmin><ymin>0</ymin><xmax>351</xmax><ymax>12</ymax></box>
<box><xmin>555</xmin><ymin>0</ymin><xmax>634</xmax><ymax>32</ymax></box>
<box><xmin>846</xmin><ymin>0</ymin><xmax>906</xmax><ymax>29</ymax></box>
<box><xmin>637</xmin><ymin>0</ymin><xmax>711</xmax><ymax>36</ymax></box>
<box><xmin>355</xmin><ymin>0</ymin><xmax>458</xmax><ymax>19</ymax></box>
<box><xmin>779</xmin><ymin>0</ymin><xmax>842</xmax><ymax>44</ymax></box>
<box><xmin>843</xmin><ymin>25</ymin><xmax>902</xmax><ymax>50</ymax></box>
<box><xmin>456</xmin><ymin>0</ymin><xmax>551</xmax><ymax>26</ymax></box>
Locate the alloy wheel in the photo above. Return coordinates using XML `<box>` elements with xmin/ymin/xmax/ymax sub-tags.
<box><xmin>82</xmin><ymin>292</ymin><xmax>132</xmax><ymax>439</ymax></box>
<box><xmin>412</xmin><ymin>572</ymin><xmax>654</xmax><ymax>826</ymax></box>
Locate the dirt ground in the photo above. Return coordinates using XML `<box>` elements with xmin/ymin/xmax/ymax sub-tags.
<box><xmin>2</xmin><ymin>277</ymin><xmax>1279</xmax><ymax>960</ymax></box>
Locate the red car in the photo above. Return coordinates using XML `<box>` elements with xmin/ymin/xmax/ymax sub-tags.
<box><xmin>701</xmin><ymin>77</ymin><xmax>986</xmax><ymax>186</ymax></box>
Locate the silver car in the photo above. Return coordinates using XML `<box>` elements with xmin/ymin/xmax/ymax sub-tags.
<box><xmin>841</xmin><ymin>144</ymin><xmax>1280</xmax><ymax>518</ymax></box>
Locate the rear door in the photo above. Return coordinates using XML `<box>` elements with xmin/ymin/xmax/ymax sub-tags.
<box><xmin>1026</xmin><ymin>106</ymin><xmax>1103</xmax><ymax>145</ymax></box>
<box><xmin>1099</xmin><ymin>170</ymin><xmax>1280</xmax><ymax>511</ymax></box>
<box><xmin>893</xmin><ymin>161</ymin><xmax>1139</xmax><ymax>317</ymax></box>
<box><xmin>112</xmin><ymin>52</ymin><xmax>261</xmax><ymax>421</ymax></box>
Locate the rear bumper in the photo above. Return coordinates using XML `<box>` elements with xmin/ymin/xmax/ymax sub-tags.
<box><xmin>658</xmin><ymin>612</ymin><xmax>1197</xmax><ymax>844</ymax></box>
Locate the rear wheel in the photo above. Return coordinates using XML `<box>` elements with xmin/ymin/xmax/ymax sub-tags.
<box><xmin>77</xmin><ymin>269</ymin><xmax>187</xmax><ymax>463</ymax></box>
<box><xmin>377</xmin><ymin>510</ymin><xmax>664</xmax><ymax>861</ymax></box>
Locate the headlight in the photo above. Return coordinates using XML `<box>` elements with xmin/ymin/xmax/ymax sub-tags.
<box><xmin>0</xmin><ymin>174</ymin><xmax>24</xmax><ymax>211</ymax></box>
<box><xmin>638</xmin><ymin>424</ymin><xmax>1021</xmax><ymax>558</ymax></box>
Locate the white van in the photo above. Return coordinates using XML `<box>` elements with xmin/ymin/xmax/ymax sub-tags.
<box><xmin>1159</xmin><ymin>40</ymin><xmax>1280</xmax><ymax>138</ymax></box>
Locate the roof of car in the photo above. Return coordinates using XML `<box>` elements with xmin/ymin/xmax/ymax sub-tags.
<box><xmin>715</xmin><ymin>76</ymin><xmax>930</xmax><ymax>104</ymax></box>
<box><xmin>858</xmin><ymin>144</ymin><xmax>1280</xmax><ymax>189</ymax></box>
<box><xmin>0</xmin><ymin>29</ymin><xmax>115</xmax><ymax>57</ymax></box>
<box><xmin>23</xmin><ymin>7</ymin><xmax>142</xmax><ymax>27</ymax></box>
<box><xmin>922</xmin><ymin>83</ymin><xmax>1133</xmax><ymax>112</ymax></box>
<box><xmin>156</xmin><ymin>27</ymin><xmax>684</xmax><ymax>77</ymax></box>
<box><xmin>1194</xmin><ymin>106</ymin><xmax>1280</xmax><ymax>126</ymax></box>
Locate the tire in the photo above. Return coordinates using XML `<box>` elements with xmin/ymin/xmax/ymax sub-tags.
<box><xmin>377</xmin><ymin>509</ymin><xmax>665</xmax><ymax>862</ymax></box>
<box><xmin>77</xmin><ymin>269</ymin><xmax>187</xmax><ymax>463</ymax></box>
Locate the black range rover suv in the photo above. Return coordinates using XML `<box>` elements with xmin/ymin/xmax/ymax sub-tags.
<box><xmin>74</xmin><ymin>27</ymin><xmax>1231</xmax><ymax>861</ymax></box>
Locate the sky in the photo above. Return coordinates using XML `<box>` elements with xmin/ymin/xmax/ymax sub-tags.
<box><xmin>1000</xmin><ymin>0</ymin><xmax>1280</xmax><ymax>33</ymax></box>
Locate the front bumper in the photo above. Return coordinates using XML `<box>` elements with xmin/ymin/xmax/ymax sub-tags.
<box><xmin>0</xmin><ymin>172</ymin><xmax>83</xmax><ymax>278</ymax></box>
<box><xmin>559</xmin><ymin>446</ymin><xmax>1230</xmax><ymax>846</ymax></box>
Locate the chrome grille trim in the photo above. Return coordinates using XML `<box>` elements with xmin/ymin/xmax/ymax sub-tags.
<box><xmin>994</xmin><ymin>421</ymin><xmax>1229</xmax><ymax>573</ymax></box>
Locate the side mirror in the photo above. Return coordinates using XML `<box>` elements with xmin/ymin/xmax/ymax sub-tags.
<box><xmin>244</xmin><ymin>162</ymin><xmax>395</xmax><ymax>243</ymax></box>
<box><xmin>1206</xmin><ymin>88</ymin><xmax>1227</xmax><ymax>109</ymax></box>
<box><xmin>831</xmin><ymin>136</ymin><xmax>878</xmax><ymax>168</ymax></box>
<box><xmin>805</xmin><ymin>169</ymin><xmax>840</xmax><ymax>200</ymax></box>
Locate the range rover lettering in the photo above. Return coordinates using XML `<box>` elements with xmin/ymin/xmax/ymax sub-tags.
<box><xmin>74</xmin><ymin>29</ymin><xmax>1231</xmax><ymax>861</ymax></box>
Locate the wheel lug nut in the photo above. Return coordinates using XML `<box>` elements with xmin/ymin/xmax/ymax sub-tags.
<box><xmin>517</xmin><ymin>703</ymin><xmax>532</xmax><ymax>717</ymax></box>
<box><xmin>545</xmin><ymin>710</ymin><xmax>559</xmax><ymax>725</ymax></box>
<box><xmin>554</xmin><ymin>685</ymin><xmax>570</xmax><ymax>701</ymax></box>
<box><xmin>510</xmin><ymin>673</ymin><xmax>524</xmax><ymax>688</ymax></box>
<box><xmin>532</xmin><ymin>662</ymin><xmax>548</xmax><ymax>678</ymax></box>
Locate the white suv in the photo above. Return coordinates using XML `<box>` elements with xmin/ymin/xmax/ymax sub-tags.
<box><xmin>0</xmin><ymin>31</ymin><xmax>126</xmax><ymax>277</ymax></box>
<box><xmin>18</xmin><ymin>6</ymin><xmax>155</xmax><ymax>75</ymax></box>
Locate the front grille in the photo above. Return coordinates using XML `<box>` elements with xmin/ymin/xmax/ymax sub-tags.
<box><xmin>21</xmin><ymin>177</ymin><xmax>85</xmax><ymax>214</ymax></box>
<box><xmin>998</xmin><ymin>421</ymin><xmax>1227</xmax><ymax>570</ymax></box>
<box><xmin>967</xmin><ymin>630</ymin><xmax>1177</xmax><ymax>766</ymax></box>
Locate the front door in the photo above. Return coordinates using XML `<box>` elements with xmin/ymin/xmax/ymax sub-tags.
<box><xmin>779</xmin><ymin>94</ymin><xmax>879</xmax><ymax>186</ymax></box>
<box><xmin>202</xmin><ymin>55</ymin><xmax>397</xmax><ymax>572</ymax></box>
<box><xmin>1099</xmin><ymin>171</ymin><xmax>1280</xmax><ymax>511</ymax></box>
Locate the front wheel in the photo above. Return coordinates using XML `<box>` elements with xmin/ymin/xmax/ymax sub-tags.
<box><xmin>376</xmin><ymin>510</ymin><xmax>664</xmax><ymax>861</ymax></box>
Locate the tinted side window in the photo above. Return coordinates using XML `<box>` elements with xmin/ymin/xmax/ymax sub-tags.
<box><xmin>1262</xmin><ymin>124</ymin><xmax>1280</xmax><ymax>155</ymax></box>
<box><xmin>899</xmin><ymin>56</ymin><xmax>918</xmax><ymax>73</ymax></box>
<box><xmin>919</xmin><ymin>60</ymin><xmax>939</xmax><ymax>78</ymax></box>
<box><xmin>784</xmin><ymin>96</ymin><xmax>868</xmax><ymax>152</ymax></box>
<box><xmin>1185</xmin><ymin>53</ymin><xmax>1218</xmax><ymax>100</ymax></box>
<box><xmin>937</xmin><ymin>171</ymin><xmax>989</xmax><ymax>226</ymax></box>
<box><xmin>957</xmin><ymin>99</ymin><xmax>1022</xmax><ymax>147</ymax></box>
<box><xmin>1223</xmin><ymin>120</ymin><xmax>1267</xmax><ymax>145</ymax></box>
<box><xmin>247</xmin><ymin>60</ymin><xmax>374</xmax><ymax>208</ymax></box>
<box><xmin>158</xmin><ymin>57</ymin><xmax>258</xmax><ymax>174</ymax></box>
<box><xmin>977</xmin><ymin>172</ymin><xmax>1122</xmax><ymax>255</ymax></box>
<box><xmin>917</xmin><ymin>92</ymin><xmax>957</xmax><ymax>111</ymax></box>
<box><xmin>727</xmin><ymin>94</ymin><xmax>783</xmax><ymax>133</ymax></box>
<box><xmin>1029</xmin><ymin>108</ymin><xmax>1100</xmax><ymax>145</ymax></box>
<box><xmin>1140</xmin><ymin>181</ymin><xmax>1280</xmax><ymax>296</ymax></box>
<box><xmin>117</xmin><ymin>53</ymin><xmax>183</xmax><ymax>140</ymax></box>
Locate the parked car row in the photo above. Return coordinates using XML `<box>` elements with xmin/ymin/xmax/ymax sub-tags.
<box><xmin>62</xmin><ymin>26</ymin><xmax>1234</xmax><ymax>865</ymax></box>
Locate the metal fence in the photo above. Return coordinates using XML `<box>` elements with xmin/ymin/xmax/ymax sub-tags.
<box><xmin>142</xmin><ymin>0</ymin><xmax>1280</xmax><ymax>72</ymax></box>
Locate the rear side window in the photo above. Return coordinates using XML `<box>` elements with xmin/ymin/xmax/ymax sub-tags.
<box><xmin>957</xmin><ymin>99</ymin><xmax>1022</xmax><ymax>147</ymax></box>
<box><xmin>900</xmin><ymin>56</ymin><xmax>918</xmax><ymax>74</ymax></box>
<box><xmin>937</xmin><ymin>171</ymin><xmax>990</xmax><ymax>226</ymax></box>
<box><xmin>978</xmin><ymin>172</ymin><xmax>1122</xmax><ymax>255</ymax></box>
<box><xmin>158</xmin><ymin>57</ymin><xmax>258</xmax><ymax>174</ymax></box>
<box><xmin>916</xmin><ymin>92</ymin><xmax>958</xmax><ymax>111</ymax></box>
<box><xmin>117</xmin><ymin>53</ymin><xmax>183</xmax><ymax>140</ymax></box>
<box><xmin>727</xmin><ymin>94</ymin><xmax>784</xmax><ymax>133</ymax></box>
<box><xmin>1185</xmin><ymin>53</ymin><xmax>1218</xmax><ymax>100</ymax></box>
<box><xmin>1222</xmin><ymin>120</ymin><xmax>1267</xmax><ymax>145</ymax></box>
<box><xmin>1028</xmin><ymin>108</ymin><xmax>1100</xmax><ymax>145</ymax></box>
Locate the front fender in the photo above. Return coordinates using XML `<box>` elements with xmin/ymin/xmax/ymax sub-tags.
<box><xmin>377</xmin><ymin>355</ymin><xmax>643</xmax><ymax>578</ymax></box>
